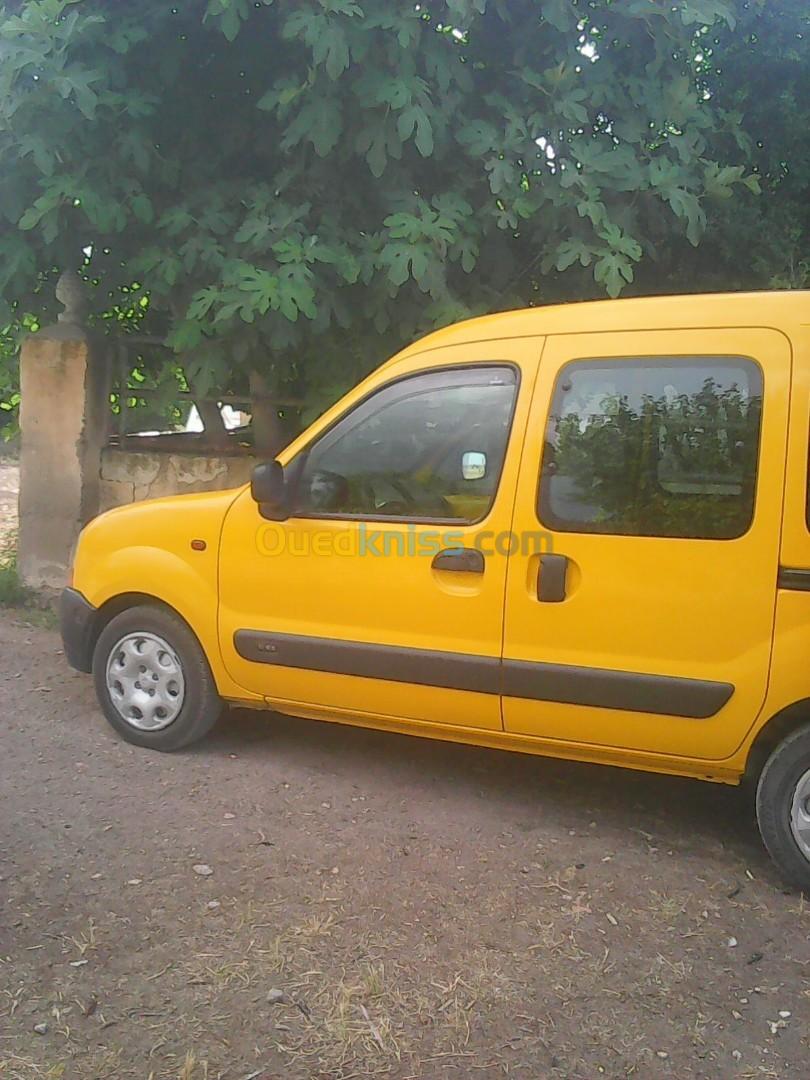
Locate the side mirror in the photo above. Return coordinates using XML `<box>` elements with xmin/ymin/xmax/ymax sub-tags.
<box><xmin>250</xmin><ymin>460</ymin><xmax>288</xmax><ymax>519</ymax></box>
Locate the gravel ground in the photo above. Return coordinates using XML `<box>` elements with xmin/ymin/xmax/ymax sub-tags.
<box><xmin>1</xmin><ymin>610</ymin><xmax>810</xmax><ymax>1079</ymax></box>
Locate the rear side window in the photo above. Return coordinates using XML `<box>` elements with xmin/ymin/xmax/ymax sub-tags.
<box><xmin>538</xmin><ymin>356</ymin><xmax>763</xmax><ymax>539</ymax></box>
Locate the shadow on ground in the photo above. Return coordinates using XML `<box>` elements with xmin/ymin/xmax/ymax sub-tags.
<box><xmin>205</xmin><ymin>705</ymin><xmax>768</xmax><ymax>882</ymax></box>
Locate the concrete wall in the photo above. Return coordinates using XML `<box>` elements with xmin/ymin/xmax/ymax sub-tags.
<box><xmin>18</xmin><ymin>328</ymin><xmax>111</xmax><ymax>589</ymax></box>
<box><xmin>99</xmin><ymin>448</ymin><xmax>256</xmax><ymax>512</ymax></box>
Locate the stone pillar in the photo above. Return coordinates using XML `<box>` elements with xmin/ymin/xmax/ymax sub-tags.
<box><xmin>18</xmin><ymin>272</ymin><xmax>109</xmax><ymax>590</ymax></box>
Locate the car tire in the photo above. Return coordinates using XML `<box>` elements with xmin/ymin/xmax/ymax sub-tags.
<box><xmin>755</xmin><ymin>723</ymin><xmax>810</xmax><ymax>891</ymax></box>
<box><xmin>92</xmin><ymin>604</ymin><xmax>223</xmax><ymax>751</ymax></box>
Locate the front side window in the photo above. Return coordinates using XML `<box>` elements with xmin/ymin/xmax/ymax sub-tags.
<box><xmin>293</xmin><ymin>366</ymin><xmax>518</xmax><ymax>522</ymax></box>
<box><xmin>538</xmin><ymin>357</ymin><xmax>763</xmax><ymax>539</ymax></box>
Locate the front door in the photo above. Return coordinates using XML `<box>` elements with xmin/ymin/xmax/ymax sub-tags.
<box><xmin>219</xmin><ymin>341</ymin><xmax>539</xmax><ymax>730</ymax></box>
<box><xmin>503</xmin><ymin>327</ymin><xmax>790</xmax><ymax>761</ymax></box>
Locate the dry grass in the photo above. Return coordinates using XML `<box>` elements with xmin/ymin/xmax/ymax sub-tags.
<box><xmin>168</xmin><ymin>897</ymin><xmax>520</xmax><ymax>1078</ymax></box>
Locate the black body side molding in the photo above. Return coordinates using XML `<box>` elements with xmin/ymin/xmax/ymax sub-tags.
<box><xmin>234</xmin><ymin>630</ymin><xmax>499</xmax><ymax>695</ymax></box>
<box><xmin>234</xmin><ymin>630</ymin><xmax>733</xmax><ymax>719</ymax></box>
<box><xmin>777</xmin><ymin>567</ymin><xmax>810</xmax><ymax>592</ymax></box>
<box><xmin>501</xmin><ymin>660</ymin><xmax>733</xmax><ymax>720</ymax></box>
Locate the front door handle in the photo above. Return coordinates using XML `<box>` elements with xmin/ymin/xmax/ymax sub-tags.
<box><xmin>538</xmin><ymin>553</ymin><xmax>568</xmax><ymax>602</ymax></box>
<box><xmin>431</xmin><ymin>547</ymin><xmax>485</xmax><ymax>574</ymax></box>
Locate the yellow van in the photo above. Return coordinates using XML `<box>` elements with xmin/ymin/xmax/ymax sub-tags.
<box><xmin>61</xmin><ymin>291</ymin><xmax>810</xmax><ymax>886</ymax></box>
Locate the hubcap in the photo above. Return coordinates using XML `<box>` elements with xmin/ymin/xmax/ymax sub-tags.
<box><xmin>105</xmin><ymin>632</ymin><xmax>185</xmax><ymax>732</ymax></box>
<box><xmin>790</xmin><ymin>768</ymin><xmax>810</xmax><ymax>862</ymax></box>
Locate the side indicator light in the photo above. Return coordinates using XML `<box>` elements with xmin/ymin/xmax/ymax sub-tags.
<box><xmin>191</xmin><ymin>539</ymin><xmax>207</xmax><ymax>552</ymax></box>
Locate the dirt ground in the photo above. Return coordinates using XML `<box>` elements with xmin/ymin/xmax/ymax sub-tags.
<box><xmin>1</xmin><ymin>613</ymin><xmax>809</xmax><ymax>1080</ymax></box>
<box><xmin>0</xmin><ymin>457</ymin><xmax>18</xmax><ymax>549</ymax></box>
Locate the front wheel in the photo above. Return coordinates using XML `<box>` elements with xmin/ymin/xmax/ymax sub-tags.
<box><xmin>92</xmin><ymin>604</ymin><xmax>223</xmax><ymax>751</ymax></box>
<box><xmin>756</xmin><ymin>723</ymin><xmax>810</xmax><ymax>891</ymax></box>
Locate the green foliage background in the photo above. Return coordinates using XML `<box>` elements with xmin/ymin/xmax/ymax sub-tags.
<box><xmin>0</xmin><ymin>0</ymin><xmax>806</xmax><ymax>437</ymax></box>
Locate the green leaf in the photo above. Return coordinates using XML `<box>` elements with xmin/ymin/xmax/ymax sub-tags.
<box><xmin>542</xmin><ymin>0</ymin><xmax>576</xmax><ymax>32</ymax></box>
<box><xmin>132</xmin><ymin>194</ymin><xmax>154</xmax><ymax>224</ymax></box>
<box><xmin>457</xmin><ymin>119</ymin><xmax>499</xmax><ymax>156</ymax></box>
<box><xmin>554</xmin><ymin>238</ymin><xmax>593</xmax><ymax>272</ymax></box>
<box><xmin>704</xmin><ymin>163</ymin><xmax>745</xmax><ymax>200</ymax></box>
<box><xmin>665</xmin><ymin>188</ymin><xmax>706</xmax><ymax>246</ymax></box>
<box><xmin>594</xmin><ymin>252</ymin><xmax>634</xmax><ymax>298</ymax></box>
<box><xmin>18</xmin><ymin>135</ymin><xmax>54</xmax><ymax>177</ymax></box>
<box><xmin>597</xmin><ymin>224</ymin><xmax>642</xmax><ymax>261</ymax></box>
<box><xmin>159</xmin><ymin>207</ymin><xmax>194</xmax><ymax>237</ymax></box>
<box><xmin>409</xmin><ymin>248</ymin><xmax>428</xmax><ymax>285</ymax></box>
<box><xmin>379</xmin><ymin>245</ymin><xmax>411</xmax><ymax>287</ymax></box>
<box><xmin>485</xmin><ymin>156</ymin><xmax>514</xmax><ymax>195</ymax></box>
<box><xmin>167</xmin><ymin>320</ymin><xmax>205</xmax><ymax>353</ymax></box>
<box><xmin>559</xmin><ymin>88</ymin><xmax>588</xmax><ymax>126</ymax></box>
<box><xmin>205</xmin><ymin>0</ymin><xmax>257</xmax><ymax>41</ymax></box>
<box><xmin>366</xmin><ymin>133</ymin><xmax>387</xmax><ymax>177</ymax></box>
<box><xmin>186</xmin><ymin>286</ymin><xmax>220</xmax><ymax>320</ymax></box>
<box><xmin>413</xmin><ymin>109</ymin><xmax>433</xmax><ymax>157</ymax></box>
<box><xmin>680</xmin><ymin>1</ymin><xmax>736</xmax><ymax>29</ymax></box>
<box><xmin>315</xmin><ymin>26</ymin><xmax>350</xmax><ymax>79</ymax></box>
<box><xmin>234</xmin><ymin>214</ymin><xmax>271</xmax><ymax>247</ymax></box>
<box><xmin>458</xmin><ymin>238</ymin><xmax>478</xmax><ymax>274</ymax></box>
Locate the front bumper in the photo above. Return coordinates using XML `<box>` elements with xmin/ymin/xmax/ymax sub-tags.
<box><xmin>60</xmin><ymin>588</ymin><xmax>98</xmax><ymax>673</ymax></box>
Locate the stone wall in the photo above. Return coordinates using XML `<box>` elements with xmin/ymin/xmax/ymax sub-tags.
<box><xmin>99</xmin><ymin>448</ymin><xmax>256</xmax><ymax>512</ymax></box>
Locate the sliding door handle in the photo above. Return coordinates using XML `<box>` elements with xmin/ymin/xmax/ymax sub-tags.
<box><xmin>538</xmin><ymin>553</ymin><xmax>568</xmax><ymax>602</ymax></box>
<box><xmin>432</xmin><ymin>548</ymin><xmax>485</xmax><ymax>574</ymax></box>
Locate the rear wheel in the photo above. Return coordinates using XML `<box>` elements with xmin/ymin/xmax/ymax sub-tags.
<box><xmin>756</xmin><ymin>723</ymin><xmax>810</xmax><ymax>891</ymax></box>
<box><xmin>92</xmin><ymin>605</ymin><xmax>222</xmax><ymax>751</ymax></box>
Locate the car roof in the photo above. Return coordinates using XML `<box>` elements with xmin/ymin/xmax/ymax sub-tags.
<box><xmin>399</xmin><ymin>290</ymin><xmax>810</xmax><ymax>358</ymax></box>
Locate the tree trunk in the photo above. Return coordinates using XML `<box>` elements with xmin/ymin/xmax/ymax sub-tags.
<box><xmin>195</xmin><ymin>397</ymin><xmax>230</xmax><ymax>450</ymax></box>
<box><xmin>249</xmin><ymin>370</ymin><xmax>285</xmax><ymax>457</ymax></box>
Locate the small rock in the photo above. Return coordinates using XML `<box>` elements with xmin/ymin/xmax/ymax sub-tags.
<box><xmin>656</xmin><ymin>1051</ymin><xmax>669</xmax><ymax>1059</ymax></box>
<box><xmin>779</xmin><ymin>1010</ymin><xmax>791</xmax><ymax>1019</ymax></box>
<box><xmin>223</xmin><ymin>812</ymin><xmax>236</xmax><ymax>820</ymax></box>
<box><xmin>127</xmin><ymin>878</ymin><xmax>142</xmax><ymax>886</ymax></box>
<box><xmin>330</xmin><ymin>866</ymin><xmax>339</xmax><ymax>875</ymax></box>
<box><xmin>267</xmin><ymin>988</ymin><xmax>287</xmax><ymax>1004</ymax></box>
<box><xmin>728</xmin><ymin>936</ymin><xmax>738</xmax><ymax>948</ymax></box>
<box><xmin>33</xmin><ymin>1022</ymin><xmax>48</xmax><ymax>1035</ymax></box>
<box><xmin>193</xmin><ymin>864</ymin><xmax>213</xmax><ymax>877</ymax></box>
<box><xmin>732</xmin><ymin>1050</ymin><xmax>742</xmax><ymax>1061</ymax></box>
<box><xmin>207</xmin><ymin>900</ymin><xmax>221</xmax><ymax>910</ymax></box>
<box><xmin>606</xmin><ymin>913</ymin><xmax>618</xmax><ymax>926</ymax></box>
